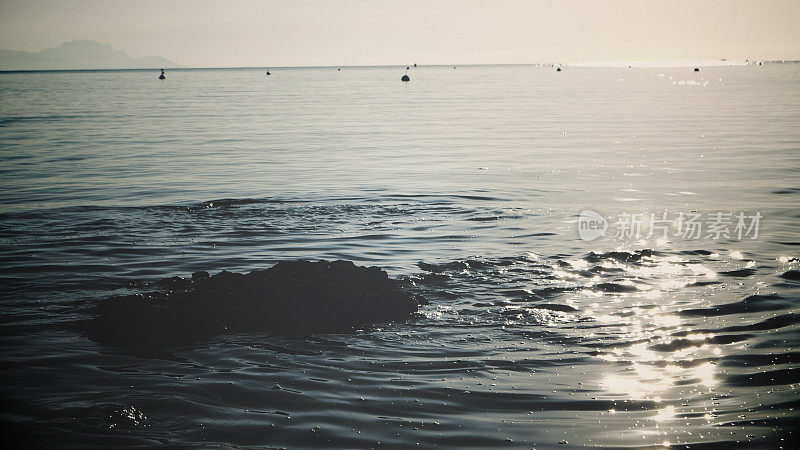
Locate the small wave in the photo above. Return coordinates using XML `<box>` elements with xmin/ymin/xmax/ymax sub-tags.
<box><xmin>779</xmin><ymin>270</ymin><xmax>800</xmax><ymax>281</ymax></box>
<box><xmin>721</xmin><ymin>351</ymin><xmax>800</xmax><ymax>367</ymax></box>
<box><xmin>416</xmin><ymin>259</ymin><xmax>493</xmax><ymax>273</ymax></box>
<box><xmin>190</xmin><ymin>197</ymin><xmax>298</xmax><ymax>209</ymax></box>
<box><xmin>379</xmin><ymin>193</ymin><xmax>506</xmax><ymax>202</ymax></box>
<box><xmin>592</xmin><ymin>282</ymin><xmax>638</xmax><ymax>293</ymax></box>
<box><xmin>649</xmin><ymin>334</ymin><xmax>752</xmax><ymax>352</ymax></box>
<box><xmin>529</xmin><ymin>286</ymin><xmax>581</xmax><ymax>298</ymax></box>
<box><xmin>687</xmin><ymin>280</ymin><xmax>722</xmax><ymax>287</ymax></box>
<box><xmin>680</xmin><ymin>293</ymin><xmax>790</xmax><ymax>317</ymax></box>
<box><xmin>718</xmin><ymin>313</ymin><xmax>800</xmax><ymax>332</ymax></box>
<box><xmin>720</xmin><ymin>268</ymin><xmax>757</xmax><ymax>277</ymax></box>
<box><xmin>680</xmin><ymin>249</ymin><xmax>715</xmax><ymax>255</ymax></box>
<box><xmin>529</xmin><ymin>303</ymin><xmax>579</xmax><ymax>312</ymax></box>
<box><xmin>584</xmin><ymin>249</ymin><xmax>656</xmax><ymax>263</ymax></box>
<box><xmin>726</xmin><ymin>367</ymin><xmax>800</xmax><ymax>387</ymax></box>
<box><xmin>0</xmin><ymin>113</ymin><xmax>87</xmax><ymax>126</ymax></box>
<box><xmin>771</xmin><ymin>188</ymin><xmax>800</xmax><ymax>195</ymax></box>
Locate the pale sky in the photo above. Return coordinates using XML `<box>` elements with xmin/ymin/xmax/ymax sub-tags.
<box><xmin>1</xmin><ymin>0</ymin><xmax>798</xmax><ymax>67</ymax></box>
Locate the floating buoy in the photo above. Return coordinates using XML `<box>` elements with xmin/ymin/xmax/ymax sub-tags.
<box><xmin>266</xmin><ymin>69</ymin><xmax>271</xmax><ymax>75</ymax></box>
<box><xmin>693</xmin><ymin>67</ymin><xmax>699</xmax><ymax>72</ymax></box>
<box><xmin>556</xmin><ymin>67</ymin><xmax>561</xmax><ymax>72</ymax></box>
<box><xmin>338</xmin><ymin>68</ymin><xmax>341</xmax><ymax>71</ymax></box>
<box><xmin>413</xmin><ymin>63</ymin><xmax>417</xmax><ymax>68</ymax></box>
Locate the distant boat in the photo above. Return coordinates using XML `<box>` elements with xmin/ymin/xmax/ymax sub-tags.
<box><xmin>266</xmin><ymin>69</ymin><xmax>271</xmax><ymax>76</ymax></box>
<box><xmin>158</xmin><ymin>69</ymin><xmax>165</xmax><ymax>80</ymax></box>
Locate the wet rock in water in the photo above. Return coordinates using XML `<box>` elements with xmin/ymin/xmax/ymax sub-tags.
<box><xmin>84</xmin><ymin>260</ymin><xmax>427</xmax><ymax>349</ymax></box>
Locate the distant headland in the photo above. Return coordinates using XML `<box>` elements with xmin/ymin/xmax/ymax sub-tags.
<box><xmin>0</xmin><ymin>39</ymin><xmax>181</xmax><ymax>71</ymax></box>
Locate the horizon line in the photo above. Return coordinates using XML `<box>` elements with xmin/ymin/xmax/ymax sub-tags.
<box><xmin>2</xmin><ymin>59</ymin><xmax>798</xmax><ymax>74</ymax></box>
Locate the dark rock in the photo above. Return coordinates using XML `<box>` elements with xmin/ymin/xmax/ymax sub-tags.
<box><xmin>191</xmin><ymin>270</ymin><xmax>210</xmax><ymax>281</ymax></box>
<box><xmin>83</xmin><ymin>260</ymin><xmax>427</xmax><ymax>349</ymax></box>
<box><xmin>401</xmin><ymin>74</ymin><xmax>410</xmax><ymax>81</ymax></box>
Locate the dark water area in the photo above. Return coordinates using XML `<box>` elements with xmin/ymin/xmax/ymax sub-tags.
<box><xmin>1</xmin><ymin>64</ymin><xmax>799</xmax><ymax>448</ymax></box>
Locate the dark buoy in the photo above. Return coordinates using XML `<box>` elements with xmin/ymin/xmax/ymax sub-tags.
<box><xmin>693</xmin><ymin>67</ymin><xmax>699</xmax><ymax>72</ymax></box>
<box><xmin>556</xmin><ymin>67</ymin><xmax>561</xmax><ymax>72</ymax></box>
<box><xmin>413</xmin><ymin>63</ymin><xmax>417</xmax><ymax>68</ymax></box>
<box><xmin>266</xmin><ymin>69</ymin><xmax>271</xmax><ymax>76</ymax></box>
<box><xmin>158</xmin><ymin>69</ymin><xmax>165</xmax><ymax>80</ymax></box>
<box><xmin>338</xmin><ymin>68</ymin><xmax>341</xmax><ymax>71</ymax></box>
<box><xmin>401</xmin><ymin>66</ymin><xmax>410</xmax><ymax>82</ymax></box>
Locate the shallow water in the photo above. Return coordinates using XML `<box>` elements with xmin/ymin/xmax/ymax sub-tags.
<box><xmin>1</xmin><ymin>64</ymin><xmax>799</xmax><ymax>448</ymax></box>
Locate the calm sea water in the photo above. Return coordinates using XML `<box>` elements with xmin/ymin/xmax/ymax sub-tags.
<box><xmin>1</xmin><ymin>64</ymin><xmax>799</xmax><ymax>448</ymax></box>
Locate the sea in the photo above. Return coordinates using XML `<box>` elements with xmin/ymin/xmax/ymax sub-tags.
<box><xmin>1</xmin><ymin>63</ymin><xmax>799</xmax><ymax>448</ymax></box>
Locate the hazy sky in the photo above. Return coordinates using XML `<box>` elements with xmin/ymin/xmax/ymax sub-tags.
<box><xmin>1</xmin><ymin>0</ymin><xmax>798</xmax><ymax>67</ymax></box>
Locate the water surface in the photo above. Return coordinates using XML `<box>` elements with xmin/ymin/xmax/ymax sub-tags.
<box><xmin>1</xmin><ymin>64</ymin><xmax>799</xmax><ymax>448</ymax></box>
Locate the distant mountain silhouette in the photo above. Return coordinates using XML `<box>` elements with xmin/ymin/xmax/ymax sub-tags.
<box><xmin>0</xmin><ymin>39</ymin><xmax>182</xmax><ymax>70</ymax></box>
